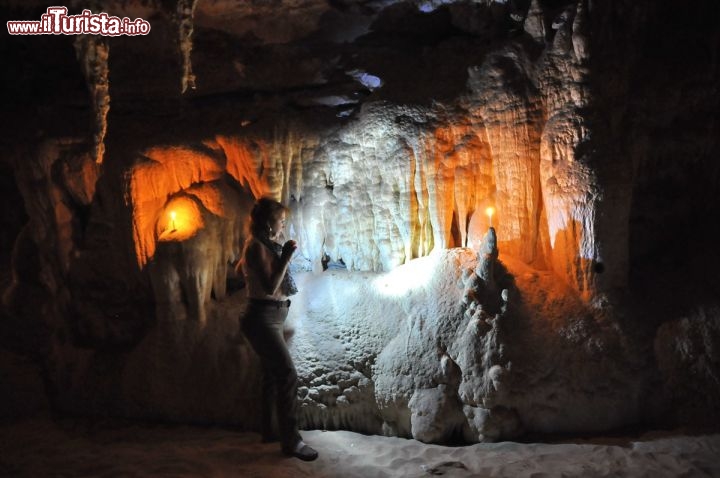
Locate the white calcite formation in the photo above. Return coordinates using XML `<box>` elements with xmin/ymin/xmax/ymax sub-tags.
<box><xmin>115</xmin><ymin>240</ymin><xmax>644</xmax><ymax>443</ymax></box>
<box><xmin>284</xmin><ymin>232</ymin><xmax>643</xmax><ymax>442</ymax></box>
<box><xmin>92</xmin><ymin>0</ymin><xmax>637</xmax><ymax>441</ymax></box>
<box><xmin>125</xmin><ymin>0</ymin><xmax>604</xmax><ymax>308</ymax></box>
<box><xmin>4</xmin><ymin>0</ymin><xmax>719</xmax><ymax>446</ymax></box>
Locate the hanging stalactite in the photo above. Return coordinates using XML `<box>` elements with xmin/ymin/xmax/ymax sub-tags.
<box><xmin>177</xmin><ymin>0</ymin><xmax>199</xmax><ymax>94</ymax></box>
<box><xmin>73</xmin><ymin>34</ymin><xmax>110</xmax><ymax>164</ymax></box>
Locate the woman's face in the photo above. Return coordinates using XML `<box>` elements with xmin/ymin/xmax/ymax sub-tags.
<box><xmin>269</xmin><ymin>211</ymin><xmax>286</xmax><ymax>239</ymax></box>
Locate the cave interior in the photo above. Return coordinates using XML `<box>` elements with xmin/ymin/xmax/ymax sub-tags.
<box><xmin>1</xmin><ymin>0</ymin><xmax>720</xmax><ymax>446</ymax></box>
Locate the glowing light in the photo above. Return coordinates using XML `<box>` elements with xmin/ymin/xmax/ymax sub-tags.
<box><xmin>373</xmin><ymin>253</ymin><xmax>439</xmax><ymax>297</ymax></box>
<box><xmin>157</xmin><ymin>197</ymin><xmax>204</xmax><ymax>243</ymax></box>
<box><xmin>485</xmin><ymin>207</ymin><xmax>495</xmax><ymax>228</ymax></box>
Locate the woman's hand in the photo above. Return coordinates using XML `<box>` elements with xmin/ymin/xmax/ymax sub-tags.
<box><xmin>281</xmin><ymin>240</ymin><xmax>298</xmax><ymax>262</ymax></box>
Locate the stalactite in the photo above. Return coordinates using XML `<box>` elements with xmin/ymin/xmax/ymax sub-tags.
<box><xmin>572</xmin><ymin>0</ymin><xmax>590</xmax><ymax>63</ymax></box>
<box><xmin>177</xmin><ymin>0</ymin><xmax>199</xmax><ymax>94</ymax></box>
<box><xmin>73</xmin><ymin>35</ymin><xmax>109</xmax><ymax>164</ymax></box>
<box><xmin>537</xmin><ymin>0</ymin><xmax>600</xmax><ymax>296</ymax></box>
<box><xmin>524</xmin><ymin>0</ymin><xmax>546</xmax><ymax>42</ymax></box>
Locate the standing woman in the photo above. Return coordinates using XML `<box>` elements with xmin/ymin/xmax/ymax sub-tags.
<box><xmin>239</xmin><ymin>197</ymin><xmax>318</xmax><ymax>461</ymax></box>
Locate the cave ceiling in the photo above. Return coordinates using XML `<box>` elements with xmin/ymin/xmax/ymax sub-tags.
<box><xmin>2</xmin><ymin>0</ymin><xmax>572</xmax><ymax>114</ymax></box>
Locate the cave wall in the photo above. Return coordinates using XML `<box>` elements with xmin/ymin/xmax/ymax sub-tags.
<box><xmin>1</xmin><ymin>0</ymin><xmax>719</xmax><ymax>437</ymax></box>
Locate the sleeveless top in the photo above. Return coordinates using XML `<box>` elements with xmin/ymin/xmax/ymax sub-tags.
<box><xmin>242</xmin><ymin>235</ymin><xmax>298</xmax><ymax>300</ymax></box>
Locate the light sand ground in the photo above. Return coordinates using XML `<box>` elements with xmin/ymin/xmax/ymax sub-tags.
<box><xmin>1</xmin><ymin>417</ymin><xmax>719</xmax><ymax>477</ymax></box>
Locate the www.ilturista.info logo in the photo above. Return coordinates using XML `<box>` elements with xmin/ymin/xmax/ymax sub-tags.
<box><xmin>7</xmin><ymin>6</ymin><xmax>151</xmax><ymax>36</ymax></box>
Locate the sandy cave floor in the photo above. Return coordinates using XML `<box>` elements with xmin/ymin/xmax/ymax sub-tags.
<box><xmin>1</xmin><ymin>416</ymin><xmax>719</xmax><ymax>477</ymax></box>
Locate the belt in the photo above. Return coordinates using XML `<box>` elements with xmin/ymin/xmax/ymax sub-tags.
<box><xmin>249</xmin><ymin>298</ymin><xmax>291</xmax><ymax>308</ymax></box>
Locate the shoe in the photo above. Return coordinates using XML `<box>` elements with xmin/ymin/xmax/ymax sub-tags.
<box><xmin>282</xmin><ymin>441</ymin><xmax>319</xmax><ymax>461</ymax></box>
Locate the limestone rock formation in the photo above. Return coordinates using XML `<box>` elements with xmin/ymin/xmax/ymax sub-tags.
<box><xmin>289</xmin><ymin>246</ymin><xmax>645</xmax><ymax>442</ymax></box>
<box><xmin>1</xmin><ymin>0</ymin><xmax>719</xmax><ymax>441</ymax></box>
<box><xmin>73</xmin><ymin>35</ymin><xmax>109</xmax><ymax>164</ymax></box>
<box><xmin>654</xmin><ymin>306</ymin><xmax>720</xmax><ymax>426</ymax></box>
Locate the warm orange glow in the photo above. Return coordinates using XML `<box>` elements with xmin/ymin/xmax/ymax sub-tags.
<box><xmin>485</xmin><ymin>206</ymin><xmax>495</xmax><ymax>227</ymax></box>
<box><xmin>158</xmin><ymin>197</ymin><xmax>204</xmax><ymax>242</ymax></box>
<box><xmin>427</xmin><ymin>123</ymin><xmax>495</xmax><ymax>251</ymax></box>
<box><xmin>128</xmin><ymin>146</ymin><xmax>226</xmax><ymax>266</ymax></box>
<box><xmin>215</xmin><ymin>135</ymin><xmax>270</xmax><ymax>199</ymax></box>
<box><xmin>128</xmin><ymin>139</ymin><xmax>271</xmax><ymax>267</ymax></box>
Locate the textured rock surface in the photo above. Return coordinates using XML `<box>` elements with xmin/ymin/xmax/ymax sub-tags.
<box><xmin>1</xmin><ymin>0</ymin><xmax>719</xmax><ymax>440</ymax></box>
<box><xmin>654</xmin><ymin>306</ymin><xmax>720</xmax><ymax>426</ymax></box>
<box><xmin>127</xmin><ymin>245</ymin><xmax>647</xmax><ymax>442</ymax></box>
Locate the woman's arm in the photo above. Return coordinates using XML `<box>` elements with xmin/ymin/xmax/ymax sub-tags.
<box><xmin>244</xmin><ymin>239</ymin><xmax>296</xmax><ymax>295</ymax></box>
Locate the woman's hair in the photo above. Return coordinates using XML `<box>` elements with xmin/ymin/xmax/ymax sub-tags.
<box><xmin>249</xmin><ymin>196</ymin><xmax>288</xmax><ymax>238</ymax></box>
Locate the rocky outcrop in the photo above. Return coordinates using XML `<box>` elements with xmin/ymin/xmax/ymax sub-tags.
<box><xmin>654</xmin><ymin>306</ymin><xmax>720</xmax><ymax>426</ymax></box>
<box><xmin>291</xmin><ymin>244</ymin><xmax>646</xmax><ymax>442</ymax></box>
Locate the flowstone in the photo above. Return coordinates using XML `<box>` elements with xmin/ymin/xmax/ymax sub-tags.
<box><xmin>287</xmin><ymin>238</ymin><xmax>644</xmax><ymax>443</ymax></box>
